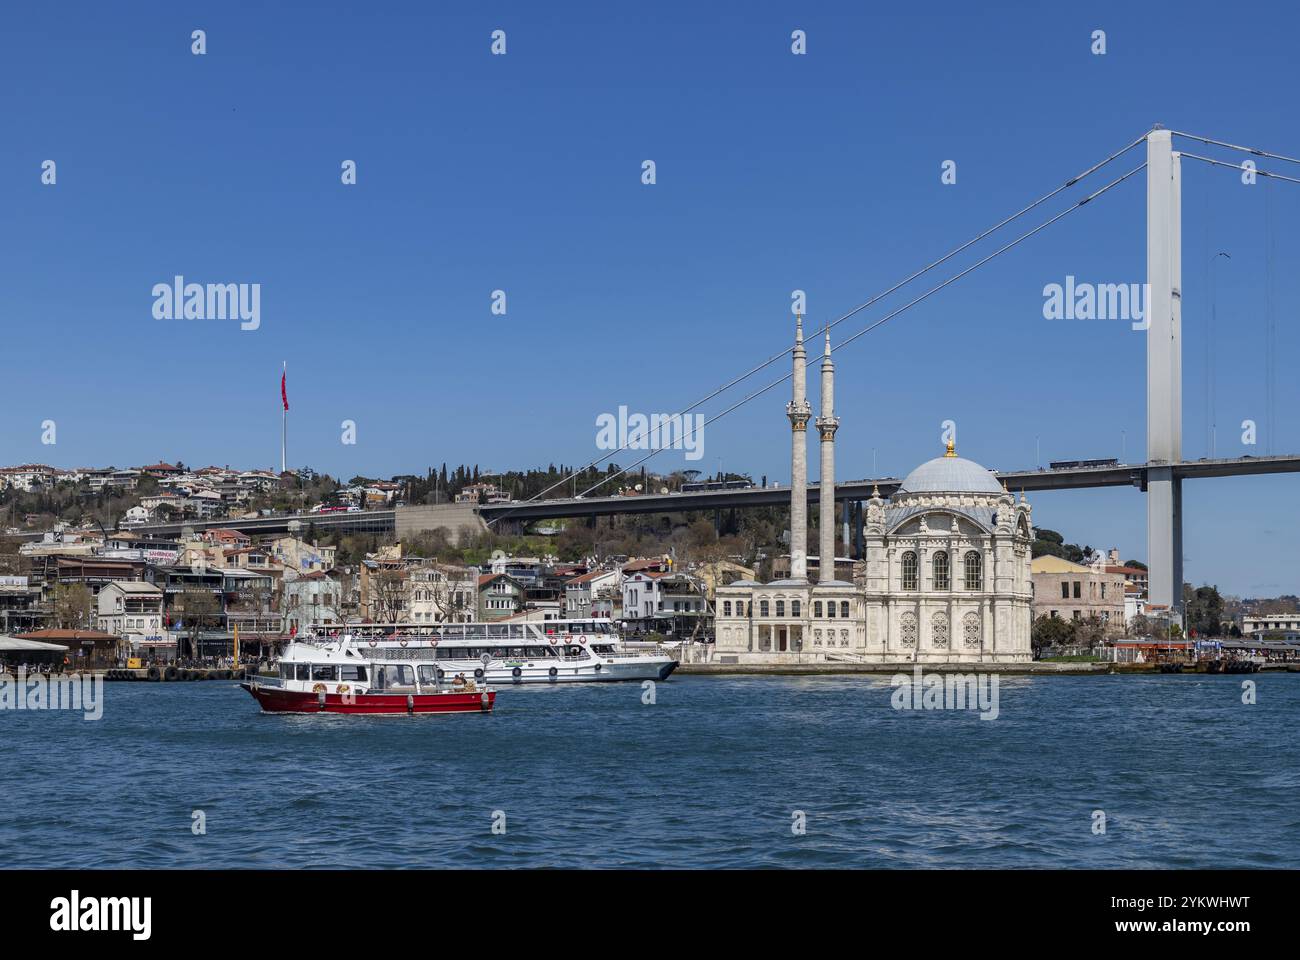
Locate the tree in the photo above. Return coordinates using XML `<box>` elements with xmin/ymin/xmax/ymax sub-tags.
<box><xmin>1126</xmin><ymin>613</ymin><xmax>1152</xmax><ymax>638</ymax></box>
<box><xmin>368</xmin><ymin>565</ymin><xmax>408</xmax><ymax>623</ymax></box>
<box><xmin>1073</xmin><ymin>615</ymin><xmax>1107</xmax><ymax>649</ymax></box>
<box><xmin>1031</xmin><ymin>614</ymin><xmax>1074</xmax><ymax>657</ymax></box>
<box><xmin>53</xmin><ymin>583</ymin><xmax>94</xmax><ymax>630</ymax></box>
<box><xmin>178</xmin><ymin>588</ymin><xmax>221</xmax><ymax>660</ymax></box>
<box><xmin>1183</xmin><ymin>584</ymin><xmax>1225</xmax><ymax>638</ymax></box>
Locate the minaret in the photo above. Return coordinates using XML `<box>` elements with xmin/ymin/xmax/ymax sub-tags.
<box><xmin>786</xmin><ymin>315</ymin><xmax>811</xmax><ymax>580</ymax></box>
<box><xmin>816</xmin><ymin>327</ymin><xmax>839</xmax><ymax>582</ymax></box>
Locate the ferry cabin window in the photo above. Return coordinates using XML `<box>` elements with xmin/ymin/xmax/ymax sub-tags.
<box><xmin>374</xmin><ymin>664</ymin><xmax>415</xmax><ymax>689</ymax></box>
<box><xmin>279</xmin><ymin>663</ymin><xmax>293</xmax><ymax>679</ymax></box>
<box><xmin>295</xmin><ymin>664</ymin><xmax>310</xmax><ymax>680</ymax></box>
<box><xmin>340</xmin><ymin>665</ymin><xmax>367</xmax><ymax>681</ymax></box>
<box><xmin>312</xmin><ymin>665</ymin><xmax>339</xmax><ymax>681</ymax></box>
<box><xmin>417</xmin><ymin>665</ymin><xmax>439</xmax><ymax>685</ymax></box>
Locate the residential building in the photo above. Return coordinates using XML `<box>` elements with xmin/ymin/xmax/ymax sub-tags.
<box><xmin>565</xmin><ymin>569</ymin><xmax>621</xmax><ymax>618</ymax></box>
<box><xmin>96</xmin><ymin>581</ymin><xmax>167</xmax><ymax>655</ymax></box>
<box><xmin>0</xmin><ymin>575</ymin><xmax>47</xmax><ymax>634</ymax></box>
<box><xmin>478</xmin><ymin>573</ymin><xmax>525</xmax><ymax>620</ymax></box>
<box><xmin>267</xmin><ymin>536</ymin><xmax>336</xmax><ymax>575</ymax></box>
<box><xmin>283</xmin><ymin>571</ymin><xmax>347</xmax><ymax>634</ymax></box>
<box><xmin>1031</xmin><ymin>554</ymin><xmax>1126</xmax><ymax>632</ymax></box>
<box><xmin>623</xmin><ymin>571</ymin><xmax>709</xmax><ymax>638</ymax></box>
<box><xmin>407</xmin><ymin>562</ymin><xmax>477</xmax><ymax>624</ymax></box>
<box><xmin>1243</xmin><ymin>614</ymin><xmax>1300</xmax><ymax>639</ymax></box>
<box><xmin>0</xmin><ymin>464</ymin><xmax>57</xmax><ymax>492</ymax></box>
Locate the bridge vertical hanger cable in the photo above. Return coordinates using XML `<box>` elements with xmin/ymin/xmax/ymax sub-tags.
<box><xmin>1266</xmin><ymin>176</ymin><xmax>1276</xmax><ymax>456</ymax></box>
<box><xmin>486</xmin><ymin>132</ymin><xmax>1153</xmax><ymax>525</ymax></box>
<box><xmin>1202</xmin><ymin>176</ymin><xmax>1212</xmax><ymax>458</ymax></box>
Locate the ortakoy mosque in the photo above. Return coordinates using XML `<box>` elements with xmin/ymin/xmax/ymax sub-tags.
<box><xmin>714</xmin><ymin>317</ymin><xmax>1034</xmax><ymax>664</ymax></box>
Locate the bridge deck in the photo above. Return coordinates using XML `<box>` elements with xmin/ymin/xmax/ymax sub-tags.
<box><xmin>104</xmin><ymin>455</ymin><xmax>1298</xmax><ymax>539</ymax></box>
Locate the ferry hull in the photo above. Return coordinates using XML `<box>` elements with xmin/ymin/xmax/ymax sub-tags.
<box><xmin>241</xmin><ymin>682</ymin><xmax>495</xmax><ymax>715</ymax></box>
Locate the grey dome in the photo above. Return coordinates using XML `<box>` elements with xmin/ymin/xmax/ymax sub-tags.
<box><xmin>897</xmin><ymin>455</ymin><xmax>1003</xmax><ymax>495</ymax></box>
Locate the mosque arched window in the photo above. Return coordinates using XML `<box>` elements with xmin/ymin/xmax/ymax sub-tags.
<box><xmin>933</xmin><ymin>551</ymin><xmax>950</xmax><ymax>590</ymax></box>
<box><xmin>840</xmin><ymin>601</ymin><xmax>850</xmax><ymax>618</ymax></box>
<box><xmin>776</xmin><ymin>600</ymin><xmax>785</xmax><ymax>617</ymax></box>
<box><xmin>901</xmin><ymin>552</ymin><xmax>918</xmax><ymax>591</ymax></box>
<box><xmin>814</xmin><ymin>601</ymin><xmax>823</xmax><ymax>617</ymax></box>
<box><xmin>791</xmin><ymin>600</ymin><xmax>801</xmax><ymax>617</ymax></box>
<box><xmin>723</xmin><ymin>601</ymin><xmax>732</xmax><ymax>616</ymax></box>
<box><xmin>964</xmin><ymin>551</ymin><xmax>983</xmax><ymax>591</ymax></box>
<box><xmin>827</xmin><ymin>600</ymin><xmax>837</xmax><ymax>618</ymax></box>
<box><xmin>760</xmin><ymin>600</ymin><xmax>769</xmax><ymax>618</ymax></box>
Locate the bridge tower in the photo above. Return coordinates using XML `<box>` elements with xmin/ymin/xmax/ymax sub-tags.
<box><xmin>1146</xmin><ymin>128</ymin><xmax>1184</xmax><ymax>614</ymax></box>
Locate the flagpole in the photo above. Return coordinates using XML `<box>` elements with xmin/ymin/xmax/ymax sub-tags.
<box><xmin>281</xmin><ymin>361</ymin><xmax>287</xmax><ymax>474</ymax></box>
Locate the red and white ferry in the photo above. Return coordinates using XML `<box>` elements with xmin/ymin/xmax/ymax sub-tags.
<box><xmin>240</xmin><ymin>636</ymin><xmax>496</xmax><ymax>715</ymax></box>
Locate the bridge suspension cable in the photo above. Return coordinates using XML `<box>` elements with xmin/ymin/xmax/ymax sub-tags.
<box><xmin>1171</xmin><ymin>131</ymin><xmax>1300</xmax><ymax>167</ymax></box>
<box><xmin>1177</xmin><ymin>151</ymin><xmax>1300</xmax><ymax>185</ymax></box>
<box><xmin>486</xmin><ymin>132</ymin><xmax>1151</xmax><ymax>524</ymax></box>
<box><xmin>574</xmin><ymin>160</ymin><xmax>1148</xmax><ymax>499</ymax></box>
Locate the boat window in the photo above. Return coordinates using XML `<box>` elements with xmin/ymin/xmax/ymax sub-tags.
<box><xmin>417</xmin><ymin>665</ymin><xmax>439</xmax><ymax>685</ymax></box>
<box><xmin>340</xmin><ymin>665</ymin><xmax>367</xmax><ymax>681</ymax></box>
<box><xmin>374</xmin><ymin>664</ymin><xmax>415</xmax><ymax>689</ymax></box>
<box><xmin>296</xmin><ymin>663</ymin><xmax>310</xmax><ymax>680</ymax></box>
<box><xmin>312</xmin><ymin>665</ymin><xmax>338</xmax><ymax>681</ymax></box>
<box><xmin>279</xmin><ymin>663</ymin><xmax>293</xmax><ymax>679</ymax></box>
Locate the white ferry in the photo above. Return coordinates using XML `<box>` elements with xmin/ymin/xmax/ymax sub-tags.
<box><xmin>305</xmin><ymin>618</ymin><xmax>678</xmax><ymax>684</ymax></box>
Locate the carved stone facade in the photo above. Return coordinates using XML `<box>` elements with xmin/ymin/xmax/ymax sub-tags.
<box><xmin>714</xmin><ymin>448</ymin><xmax>1034</xmax><ymax>664</ymax></box>
<box><xmin>712</xmin><ymin>317</ymin><xmax>1033</xmax><ymax>664</ymax></box>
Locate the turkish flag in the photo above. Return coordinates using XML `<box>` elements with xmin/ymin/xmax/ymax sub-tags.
<box><xmin>281</xmin><ymin>370</ymin><xmax>289</xmax><ymax>411</ymax></box>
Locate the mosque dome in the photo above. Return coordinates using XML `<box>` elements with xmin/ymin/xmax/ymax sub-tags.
<box><xmin>897</xmin><ymin>441</ymin><xmax>1004</xmax><ymax>496</ymax></box>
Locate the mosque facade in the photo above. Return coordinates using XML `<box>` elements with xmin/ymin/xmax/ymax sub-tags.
<box><xmin>713</xmin><ymin>318</ymin><xmax>1034</xmax><ymax>664</ymax></box>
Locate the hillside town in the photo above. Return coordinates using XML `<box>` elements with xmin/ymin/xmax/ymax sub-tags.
<box><xmin>1</xmin><ymin>458</ymin><xmax>1295</xmax><ymax>670</ymax></box>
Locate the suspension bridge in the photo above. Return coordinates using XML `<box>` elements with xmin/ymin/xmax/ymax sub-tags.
<box><xmin>130</xmin><ymin>127</ymin><xmax>1298</xmax><ymax>617</ymax></box>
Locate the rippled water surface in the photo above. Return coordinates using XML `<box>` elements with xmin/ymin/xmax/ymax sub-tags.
<box><xmin>2</xmin><ymin>674</ymin><xmax>1297</xmax><ymax>868</ymax></box>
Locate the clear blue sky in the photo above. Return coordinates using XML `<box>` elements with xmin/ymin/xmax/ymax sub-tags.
<box><xmin>3</xmin><ymin>1</ymin><xmax>1297</xmax><ymax>596</ymax></box>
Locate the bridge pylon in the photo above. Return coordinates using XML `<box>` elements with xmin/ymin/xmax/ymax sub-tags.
<box><xmin>1146</xmin><ymin>128</ymin><xmax>1184</xmax><ymax>615</ymax></box>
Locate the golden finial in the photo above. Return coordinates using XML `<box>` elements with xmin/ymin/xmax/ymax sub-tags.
<box><xmin>944</xmin><ymin>438</ymin><xmax>957</xmax><ymax>458</ymax></box>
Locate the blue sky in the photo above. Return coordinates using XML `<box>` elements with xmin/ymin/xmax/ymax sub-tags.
<box><xmin>3</xmin><ymin>1</ymin><xmax>1297</xmax><ymax>596</ymax></box>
